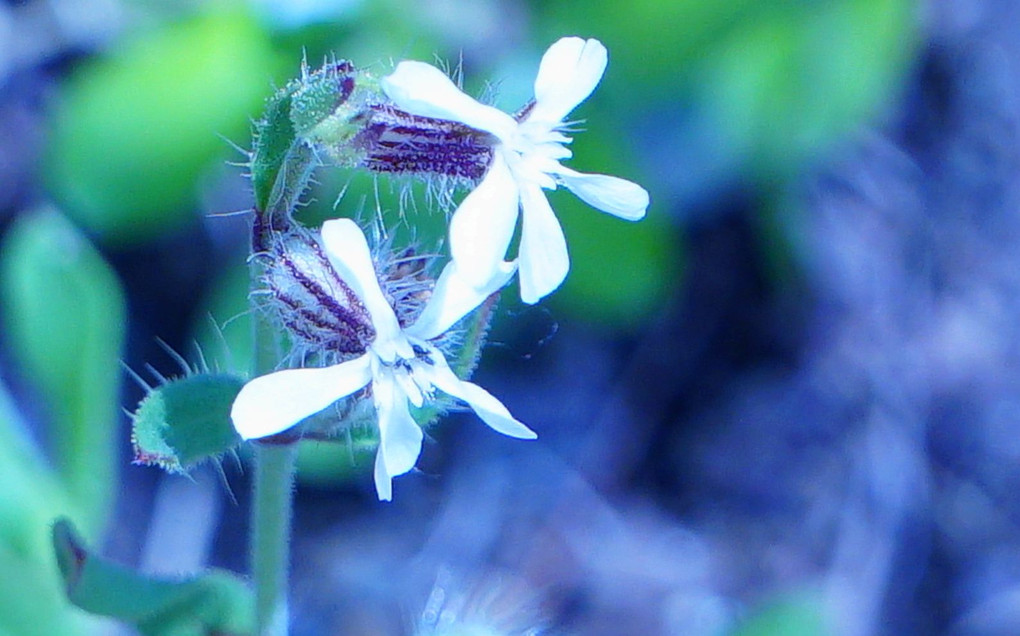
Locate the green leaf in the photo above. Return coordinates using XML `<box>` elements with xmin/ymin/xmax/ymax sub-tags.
<box><xmin>0</xmin><ymin>208</ymin><xmax>125</xmax><ymax>535</ymax></box>
<box><xmin>46</xmin><ymin>9</ymin><xmax>283</xmax><ymax>244</ymax></box>
<box><xmin>53</xmin><ymin>518</ymin><xmax>254</xmax><ymax>636</ymax></box>
<box><xmin>0</xmin><ymin>542</ymin><xmax>96</xmax><ymax>636</ymax></box>
<box><xmin>131</xmin><ymin>373</ymin><xmax>246</xmax><ymax>473</ymax></box>
<box><xmin>0</xmin><ymin>381</ymin><xmax>96</xmax><ymax>636</ymax></box>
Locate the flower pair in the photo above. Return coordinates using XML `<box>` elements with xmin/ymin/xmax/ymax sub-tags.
<box><xmin>232</xmin><ymin>37</ymin><xmax>649</xmax><ymax>500</ymax></box>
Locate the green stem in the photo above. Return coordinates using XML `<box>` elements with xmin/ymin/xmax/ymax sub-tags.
<box><xmin>249</xmin><ymin>262</ymin><xmax>296</xmax><ymax>636</ymax></box>
<box><xmin>252</xmin><ymin>442</ymin><xmax>297</xmax><ymax>636</ymax></box>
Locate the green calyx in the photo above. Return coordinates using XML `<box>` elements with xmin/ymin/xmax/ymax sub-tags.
<box><xmin>250</xmin><ymin>61</ymin><xmax>381</xmax><ymax>217</ymax></box>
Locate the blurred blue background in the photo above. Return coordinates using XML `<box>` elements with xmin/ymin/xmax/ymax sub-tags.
<box><xmin>4</xmin><ymin>0</ymin><xmax>1020</xmax><ymax>634</ymax></box>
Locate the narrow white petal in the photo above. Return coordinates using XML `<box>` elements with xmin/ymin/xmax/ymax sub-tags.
<box><xmin>517</xmin><ymin>183</ymin><xmax>569</xmax><ymax>304</ymax></box>
<box><xmin>449</xmin><ymin>153</ymin><xmax>521</xmax><ymax>289</ymax></box>
<box><xmin>556</xmin><ymin>168</ymin><xmax>649</xmax><ymax>221</ymax></box>
<box><xmin>374</xmin><ymin>449</ymin><xmax>392</xmax><ymax>501</ymax></box>
<box><xmin>530</xmin><ymin>37</ymin><xmax>608</xmax><ymax>125</ymax></box>
<box><xmin>231</xmin><ymin>356</ymin><xmax>372</xmax><ymax>440</ymax></box>
<box><xmin>393</xmin><ymin>368</ymin><xmax>425</xmax><ymax>408</ymax></box>
<box><xmin>373</xmin><ymin>374</ymin><xmax>424</xmax><ymax>477</ymax></box>
<box><xmin>406</xmin><ymin>260</ymin><xmax>515</xmax><ymax>341</ymax></box>
<box><xmin>424</xmin><ymin>352</ymin><xmax>537</xmax><ymax>440</ymax></box>
<box><xmin>320</xmin><ymin>219</ymin><xmax>412</xmax><ymax>360</ymax></box>
<box><xmin>381</xmin><ymin>61</ymin><xmax>517</xmax><ymax>141</ymax></box>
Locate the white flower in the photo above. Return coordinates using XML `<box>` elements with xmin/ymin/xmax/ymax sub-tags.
<box><xmin>381</xmin><ymin>36</ymin><xmax>650</xmax><ymax>304</ymax></box>
<box><xmin>231</xmin><ymin>218</ymin><xmax>535</xmax><ymax>500</ymax></box>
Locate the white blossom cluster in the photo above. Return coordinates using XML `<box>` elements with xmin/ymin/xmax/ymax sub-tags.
<box><xmin>231</xmin><ymin>37</ymin><xmax>649</xmax><ymax>500</ymax></box>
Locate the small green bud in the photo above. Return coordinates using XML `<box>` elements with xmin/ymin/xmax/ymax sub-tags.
<box><xmin>289</xmin><ymin>60</ymin><xmax>358</xmax><ymax>139</ymax></box>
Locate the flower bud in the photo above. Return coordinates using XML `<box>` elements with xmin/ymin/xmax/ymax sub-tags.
<box><xmin>259</xmin><ymin>227</ymin><xmax>375</xmax><ymax>362</ymax></box>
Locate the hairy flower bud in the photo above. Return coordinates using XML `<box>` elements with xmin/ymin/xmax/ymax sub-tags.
<box><xmin>236</xmin><ymin>220</ymin><xmax>530</xmax><ymax>499</ymax></box>
<box><xmin>259</xmin><ymin>227</ymin><xmax>375</xmax><ymax>363</ymax></box>
<box><xmin>352</xmin><ymin>106</ymin><xmax>496</xmax><ymax>183</ymax></box>
<box><xmin>249</xmin><ymin>60</ymin><xmax>500</xmax><ymax>231</ymax></box>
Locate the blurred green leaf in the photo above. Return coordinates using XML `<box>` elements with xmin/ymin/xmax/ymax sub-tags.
<box><xmin>731</xmin><ymin>595</ymin><xmax>828</xmax><ymax>636</ymax></box>
<box><xmin>536</xmin><ymin>0</ymin><xmax>757</xmax><ymax>94</ymax></box>
<box><xmin>46</xmin><ymin>8</ymin><xmax>284</xmax><ymax>244</ymax></box>
<box><xmin>54</xmin><ymin>518</ymin><xmax>254</xmax><ymax>636</ymax></box>
<box><xmin>0</xmin><ymin>385</ymin><xmax>72</xmax><ymax>558</ymax></box>
<box><xmin>702</xmin><ymin>0</ymin><xmax>916</xmax><ymax>180</ymax></box>
<box><xmin>294</xmin><ymin>436</ymin><xmax>375</xmax><ymax>487</ymax></box>
<box><xmin>550</xmin><ymin>129</ymin><xmax>681</xmax><ymax>329</ymax></box>
<box><xmin>194</xmin><ymin>260</ymin><xmax>254</xmax><ymax>375</ymax></box>
<box><xmin>0</xmin><ymin>382</ymin><xmax>96</xmax><ymax>635</ymax></box>
<box><xmin>131</xmin><ymin>373</ymin><xmax>246</xmax><ymax>473</ymax></box>
<box><xmin>537</xmin><ymin>0</ymin><xmax>916</xmax><ymax>183</ymax></box>
<box><xmin>554</xmin><ymin>194</ymin><xmax>680</xmax><ymax>329</ymax></box>
<box><xmin>0</xmin><ymin>543</ymin><xmax>95</xmax><ymax>636</ymax></box>
<box><xmin>0</xmin><ymin>208</ymin><xmax>125</xmax><ymax>535</ymax></box>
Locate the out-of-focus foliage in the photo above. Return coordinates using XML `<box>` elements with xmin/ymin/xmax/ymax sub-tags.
<box><xmin>550</xmin><ymin>129</ymin><xmax>681</xmax><ymax>330</ymax></box>
<box><xmin>0</xmin><ymin>210</ymin><xmax>128</xmax><ymax>634</ymax></box>
<box><xmin>536</xmin><ymin>0</ymin><xmax>916</xmax><ymax>181</ymax></box>
<box><xmin>528</xmin><ymin>0</ymin><xmax>915</xmax><ymax>327</ymax></box>
<box><xmin>53</xmin><ymin>518</ymin><xmax>255</xmax><ymax>636</ymax></box>
<box><xmin>0</xmin><ymin>209</ymin><xmax>125</xmax><ymax>534</ymax></box>
<box><xmin>0</xmin><ymin>382</ymin><xmax>98</xmax><ymax>636</ymax></box>
<box><xmin>45</xmin><ymin>8</ymin><xmax>284</xmax><ymax>244</ymax></box>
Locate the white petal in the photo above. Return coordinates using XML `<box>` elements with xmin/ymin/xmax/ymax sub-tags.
<box><xmin>530</xmin><ymin>37</ymin><xmax>608</xmax><ymax>125</ymax></box>
<box><xmin>320</xmin><ymin>219</ymin><xmax>413</xmax><ymax>360</ymax></box>
<box><xmin>372</xmin><ymin>374</ymin><xmax>424</xmax><ymax>477</ymax></box>
<box><xmin>231</xmin><ymin>356</ymin><xmax>372</xmax><ymax>440</ymax></box>
<box><xmin>374</xmin><ymin>449</ymin><xmax>392</xmax><ymax>501</ymax></box>
<box><xmin>449</xmin><ymin>152</ymin><xmax>521</xmax><ymax>289</ymax></box>
<box><xmin>393</xmin><ymin>368</ymin><xmax>425</xmax><ymax>408</ymax></box>
<box><xmin>517</xmin><ymin>183</ymin><xmax>569</xmax><ymax>304</ymax></box>
<box><xmin>424</xmin><ymin>351</ymin><xmax>537</xmax><ymax>440</ymax></box>
<box><xmin>406</xmin><ymin>260</ymin><xmax>515</xmax><ymax>341</ymax></box>
<box><xmin>556</xmin><ymin>168</ymin><xmax>649</xmax><ymax>221</ymax></box>
<box><xmin>381</xmin><ymin>61</ymin><xmax>517</xmax><ymax>141</ymax></box>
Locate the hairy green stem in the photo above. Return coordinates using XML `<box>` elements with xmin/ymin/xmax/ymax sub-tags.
<box><xmin>252</xmin><ymin>442</ymin><xmax>297</xmax><ymax>636</ymax></box>
<box><xmin>250</xmin><ymin>264</ymin><xmax>297</xmax><ymax>636</ymax></box>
